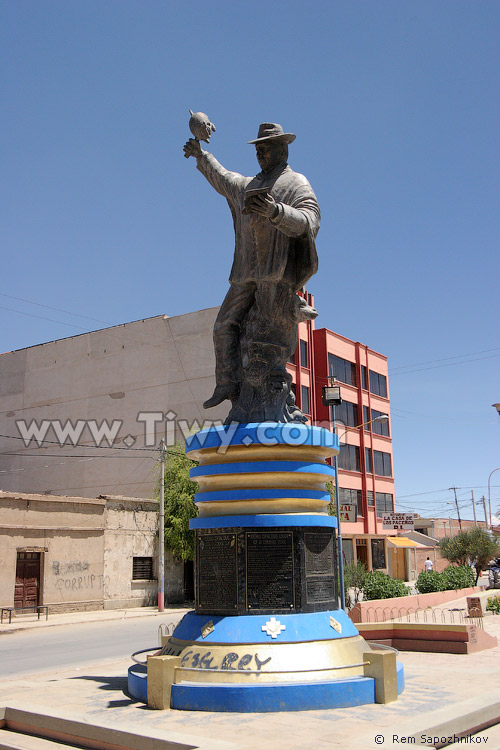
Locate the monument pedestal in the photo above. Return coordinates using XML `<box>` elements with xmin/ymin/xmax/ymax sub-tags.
<box><xmin>128</xmin><ymin>423</ymin><xmax>404</xmax><ymax>711</ymax></box>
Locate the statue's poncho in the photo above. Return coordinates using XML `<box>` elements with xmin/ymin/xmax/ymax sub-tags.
<box><xmin>197</xmin><ymin>153</ymin><xmax>320</xmax><ymax>290</ymax></box>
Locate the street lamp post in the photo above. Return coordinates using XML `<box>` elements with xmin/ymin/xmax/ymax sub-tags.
<box><xmin>322</xmin><ymin>377</ymin><xmax>389</xmax><ymax>612</ymax></box>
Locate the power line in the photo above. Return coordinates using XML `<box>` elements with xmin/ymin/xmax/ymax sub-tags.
<box><xmin>389</xmin><ymin>353</ymin><xmax>500</xmax><ymax>376</ymax></box>
<box><xmin>389</xmin><ymin>346</ymin><xmax>500</xmax><ymax>372</ymax></box>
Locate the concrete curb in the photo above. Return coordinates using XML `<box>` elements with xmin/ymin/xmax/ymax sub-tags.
<box><xmin>0</xmin><ymin>702</ymin><xmax>238</xmax><ymax>750</ymax></box>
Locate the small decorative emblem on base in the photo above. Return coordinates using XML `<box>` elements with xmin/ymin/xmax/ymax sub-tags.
<box><xmin>329</xmin><ymin>616</ymin><xmax>342</xmax><ymax>634</ymax></box>
<box><xmin>201</xmin><ymin>620</ymin><xmax>214</xmax><ymax>639</ymax></box>
<box><xmin>262</xmin><ymin>617</ymin><xmax>286</xmax><ymax>639</ymax></box>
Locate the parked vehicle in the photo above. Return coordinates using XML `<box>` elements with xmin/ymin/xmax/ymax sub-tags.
<box><xmin>488</xmin><ymin>559</ymin><xmax>500</xmax><ymax>589</ymax></box>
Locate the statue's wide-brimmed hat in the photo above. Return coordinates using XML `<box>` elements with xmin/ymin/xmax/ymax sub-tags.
<box><xmin>248</xmin><ymin>123</ymin><xmax>296</xmax><ymax>144</ymax></box>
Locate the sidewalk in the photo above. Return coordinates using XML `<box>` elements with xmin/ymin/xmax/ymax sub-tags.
<box><xmin>0</xmin><ymin>604</ymin><xmax>191</xmax><ymax>634</ymax></box>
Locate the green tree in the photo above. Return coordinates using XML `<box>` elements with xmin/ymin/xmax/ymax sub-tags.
<box><xmin>158</xmin><ymin>445</ymin><xmax>198</xmax><ymax>561</ymax></box>
<box><xmin>326</xmin><ymin>481</ymin><xmax>337</xmax><ymax>517</ymax></box>
<box><xmin>343</xmin><ymin>560</ymin><xmax>367</xmax><ymax>608</ymax></box>
<box><xmin>439</xmin><ymin>527</ymin><xmax>500</xmax><ymax>583</ymax></box>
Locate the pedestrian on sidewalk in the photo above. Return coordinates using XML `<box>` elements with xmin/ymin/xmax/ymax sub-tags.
<box><xmin>424</xmin><ymin>556</ymin><xmax>434</xmax><ymax>572</ymax></box>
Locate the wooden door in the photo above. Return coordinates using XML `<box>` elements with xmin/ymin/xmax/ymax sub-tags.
<box><xmin>391</xmin><ymin>548</ymin><xmax>406</xmax><ymax>581</ymax></box>
<box><xmin>14</xmin><ymin>552</ymin><xmax>41</xmax><ymax>608</ymax></box>
<box><xmin>355</xmin><ymin>540</ymin><xmax>368</xmax><ymax>567</ymax></box>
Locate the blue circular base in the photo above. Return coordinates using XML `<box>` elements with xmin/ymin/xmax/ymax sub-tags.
<box><xmin>127</xmin><ymin>662</ymin><xmax>405</xmax><ymax>712</ymax></box>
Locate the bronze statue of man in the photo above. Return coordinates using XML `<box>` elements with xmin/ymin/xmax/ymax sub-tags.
<box><xmin>184</xmin><ymin>122</ymin><xmax>320</xmax><ymax>423</ymax></box>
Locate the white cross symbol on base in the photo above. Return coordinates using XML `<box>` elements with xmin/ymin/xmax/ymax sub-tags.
<box><xmin>262</xmin><ymin>617</ymin><xmax>286</xmax><ymax>639</ymax></box>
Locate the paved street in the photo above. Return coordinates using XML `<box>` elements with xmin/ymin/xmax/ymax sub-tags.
<box><xmin>0</xmin><ymin>612</ymin><xmax>183</xmax><ymax>677</ymax></box>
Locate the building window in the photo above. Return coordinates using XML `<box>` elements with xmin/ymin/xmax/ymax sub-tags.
<box><xmin>376</xmin><ymin>492</ymin><xmax>394</xmax><ymax>516</ymax></box>
<box><xmin>369</xmin><ymin>370</ymin><xmax>387</xmax><ymax>398</ymax></box>
<box><xmin>300</xmin><ymin>340</ymin><xmax>308</xmax><ymax>367</ymax></box>
<box><xmin>361</xmin><ymin>365</ymin><xmax>367</xmax><ymax>390</ymax></box>
<box><xmin>373</xmin><ymin>450</ymin><xmax>392</xmax><ymax>477</ymax></box>
<box><xmin>301</xmin><ymin>385</ymin><xmax>310</xmax><ymax>414</ymax></box>
<box><xmin>338</xmin><ymin>444</ymin><xmax>360</xmax><ymax>472</ymax></box>
<box><xmin>365</xmin><ymin>448</ymin><xmax>372</xmax><ymax>474</ymax></box>
<box><xmin>367</xmin><ymin>490</ymin><xmax>374</xmax><ymax>506</ymax></box>
<box><xmin>371</xmin><ymin>539</ymin><xmax>386</xmax><ymax>569</ymax></box>
<box><xmin>363</xmin><ymin>405</ymin><xmax>370</xmax><ymax>430</ymax></box>
<box><xmin>288</xmin><ymin>349</ymin><xmax>296</xmax><ymax>364</ymax></box>
<box><xmin>339</xmin><ymin>487</ymin><xmax>363</xmax><ymax>516</ymax></box>
<box><xmin>132</xmin><ymin>557</ymin><xmax>154</xmax><ymax>580</ymax></box>
<box><xmin>328</xmin><ymin>354</ymin><xmax>357</xmax><ymax>387</ymax></box>
<box><xmin>332</xmin><ymin>400</ymin><xmax>358</xmax><ymax>427</ymax></box>
<box><xmin>372</xmin><ymin>410</ymin><xmax>390</xmax><ymax>437</ymax></box>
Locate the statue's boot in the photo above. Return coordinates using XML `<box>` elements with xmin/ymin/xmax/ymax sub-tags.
<box><xmin>203</xmin><ymin>385</ymin><xmax>235</xmax><ymax>409</ymax></box>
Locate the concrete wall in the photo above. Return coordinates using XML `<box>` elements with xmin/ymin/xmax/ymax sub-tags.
<box><xmin>0</xmin><ymin>492</ymin><xmax>106</xmax><ymax>612</ymax></box>
<box><xmin>0</xmin><ymin>309</ymin><xmax>226</xmax><ymax>499</ymax></box>
<box><xmin>0</xmin><ymin>491</ymin><xmax>182</xmax><ymax>613</ymax></box>
<box><xmin>102</xmin><ymin>496</ymin><xmax>159</xmax><ymax>610</ymax></box>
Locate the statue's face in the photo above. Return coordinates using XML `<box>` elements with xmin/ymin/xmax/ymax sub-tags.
<box><xmin>255</xmin><ymin>142</ymin><xmax>282</xmax><ymax>173</ymax></box>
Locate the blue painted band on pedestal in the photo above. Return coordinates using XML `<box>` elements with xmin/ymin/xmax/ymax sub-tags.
<box><xmin>194</xmin><ymin>488</ymin><xmax>330</xmax><ymax>504</ymax></box>
<box><xmin>171</xmin><ymin>676</ymin><xmax>376</xmax><ymax>712</ymax></box>
<box><xmin>185</xmin><ymin>422</ymin><xmax>338</xmax><ymax>454</ymax></box>
<box><xmin>128</xmin><ymin>664</ymin><xmax>148</xmax><ymax>703</ymax></box>
<box><xmin>127</xmin><ymin>662</ymin><xmax>405</xmax><ymax>712</ymax></box>
<box><xmin>190</xmin><ymin>460</ymin><xmax>335</xmax><ymax>479</ymax></box>
<box><xmin>128</xmin><ymin>661</ymin><xmax>405</xmax><ymax>713</ymax></box>
<box><xmin>171</xmin><ymin>608</ymin><xmax>357</xmax><ymax>643</ymax></box>
<box><xmin>190</xmin><ymin>514</ymin><xmax>338</xmax><ymax>529</ymax></box>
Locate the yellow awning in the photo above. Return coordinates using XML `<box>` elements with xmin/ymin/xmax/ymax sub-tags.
<box><xmin>386</xmin><ymin>536</ymin><xmax>422</xmax><ymax>548</ymax></box>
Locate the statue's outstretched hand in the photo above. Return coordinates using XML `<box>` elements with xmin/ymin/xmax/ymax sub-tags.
<box><xmin>246</xmin><ymin>193</ymin><xmax>279</xmax><ymax>219</ymax></box>
<box><xmin>183</xmin><ymin>138</ymin><xmax>202</xmax><ymax>159</ymax></box>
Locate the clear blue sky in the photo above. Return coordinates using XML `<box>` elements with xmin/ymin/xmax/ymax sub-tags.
<box><xmin>2</xmin><ymin>1</ymin><xmax>499</xmax><ymax>520</ymax></box>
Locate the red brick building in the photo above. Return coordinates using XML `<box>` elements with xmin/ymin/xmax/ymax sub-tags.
<box><xmin>287</xmin><ymin>292</ymin><xmax>402</xmax><ymax>574</ymax></box>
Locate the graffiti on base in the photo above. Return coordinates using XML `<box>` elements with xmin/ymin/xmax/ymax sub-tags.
<box><xmin>162</xmin><ymin>644</ymin><xmax>272</xmax><ymax>672</ymax></box>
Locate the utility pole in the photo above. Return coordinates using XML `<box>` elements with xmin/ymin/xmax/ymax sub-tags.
<box><xmin>471</xmin><ymin>490</ymin><xmax>477</xmax><ymax>526</ymax></box>
<box><xmin>158</xmin><ymin>439</ymin><xmax>165</xmax><ymax>612</ymax></box>
<box><xmin>450</xmin><ymin>487</ymin><xmax>462</xmax><ymax>531</ymax></box>
<box><xmin>481</xmin><ymin>496</ymin><xmax>488</xmax><ymax>529</ymax></box>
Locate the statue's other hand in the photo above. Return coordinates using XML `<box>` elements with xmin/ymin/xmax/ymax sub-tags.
<box><xmin>183</xmin><ymin>138</ymin><xmax>202</xmax><ymax>158</ymax></box>
<box><xmin>246</xmin><ymin>194</ymin><xmax>279</xmax><ymax>219</ymax></box>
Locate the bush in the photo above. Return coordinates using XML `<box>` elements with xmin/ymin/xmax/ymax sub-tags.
<box><xmin>362</xmin><ymin>571</ymin><xmax>410</xmax><ymax>601</ymax></box>
<box><xmin>415</xmin><ymin>565</ymin><xmax>475</xmax><ymax>594</ymax></box>
<box><xmin>415</xmin><ymin>570</ymin><xmax>444</xmax><ymax>594</ymax></box>
<box><xmin>440</xmin><ymin>565</ymin><xmax>475</xmax><ymax>590</ymax></box>
<box><xmin>486</xmin><ymin>595</ymin><xmax>500</xmax><ymax>615</ymax></box>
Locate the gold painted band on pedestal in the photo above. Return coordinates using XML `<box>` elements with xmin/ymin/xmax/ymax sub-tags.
<box><xmin>197</xmin><ymin>498</ymin><xmax>329</xmax><ymax>516</ymax></box>
<box><xmin>191</xmin><ymin>442</ymin><xmax>335</xmax><ymax>517</ymax></box>
<box><xmin>158</xmin><ymin>635</ymin><xmax>369</xmax><ymax>685</ymax></box>
<box><xmin>187</xmin><ymin>444</ymin><xmax>336</xmax><ymax>464</ymax></box>
<box><xmin>195</xmin><ymin>470</ymin><xmax>330</xmax><ymax>492</ymax></box>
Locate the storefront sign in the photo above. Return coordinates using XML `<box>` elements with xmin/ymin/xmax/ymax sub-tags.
<box><xmin>339</xmin><ymin>503</ymin><xmax>357</xmax><ymax>523</ymax></box>
<box><xmin>382</xmin><ymin>513</ymin><xmax>415</xmax><ymax>530</ymax></box>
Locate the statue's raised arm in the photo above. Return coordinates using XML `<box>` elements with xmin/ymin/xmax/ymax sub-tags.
<box><xmin>184</xmin><ymin>118</ymin><xmax>320</xmax><ymax>424</ymax></box>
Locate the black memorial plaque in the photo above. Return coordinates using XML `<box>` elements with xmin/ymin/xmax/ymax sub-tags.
<box><xmin>194</xmin><ymin>526</ymin><xmax>339</xmax><ymax>616</ymax></box>
<box><xmin>246</xmin><ymin>531</ymin><xmax>295</xmax><ymax>612</ymax></box>
<box><xmin>196</xmin><ymin>531</ymin><xmax>238</xmax><ymax>613</ymax></box>
<box><xmin>306</xmin><ymin>579</ymin><xmax>335</xmax><ymax>603</ymax></box>
<box><xmin>303</xmin><ymin>530</ymin><xmax>336</xmax><ymax>609</ymax></box>
<box><xmin>305</xmin><ymin>532</ymin><xmax>334</xmax><ymax>575</ymax></box>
